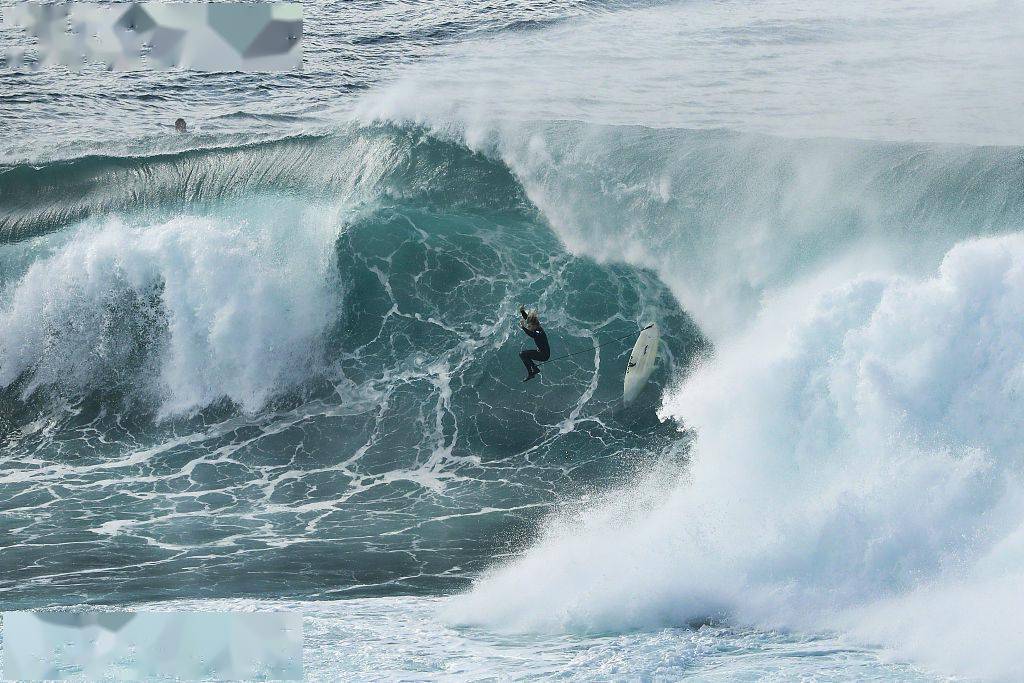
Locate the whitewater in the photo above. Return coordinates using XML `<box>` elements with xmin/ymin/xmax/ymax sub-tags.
<box><xmin>3</xmin><ymin>0</ymin><xmax>1024</xmax><ymax>680</ymax></box>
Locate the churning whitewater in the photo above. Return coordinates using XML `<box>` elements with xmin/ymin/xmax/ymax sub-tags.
<box><xmin>3</xmin><ymin>0</ymin><xmax>1024</xmax><ymax>680</ymax></box>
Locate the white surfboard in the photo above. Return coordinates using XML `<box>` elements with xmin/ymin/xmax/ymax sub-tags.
<box><xmin>623</xmin><ymin>323</ymin><xmax>659</xmax><ymax>404</ymax></box>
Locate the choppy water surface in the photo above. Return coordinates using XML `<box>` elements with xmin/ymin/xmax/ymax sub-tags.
<box><xmin>3</xmin><ymin>0</ymin><xmax>1024</xmax><ymax>680</ymax></box>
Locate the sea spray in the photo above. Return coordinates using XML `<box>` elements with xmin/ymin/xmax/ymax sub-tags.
<box><xmin>0</xmin><ymin>198</ymin><xmax>341</xmax><ymax>416</ymax></box>
<box><xmin>446</xmin><ymin>234</ymin><xmax>1024</xmax><ymax>680</ymax></box>
<box><xmin>356</xmin><ymin>0</ymin><xmax>1024</xmax><ymax>145</ymax></box>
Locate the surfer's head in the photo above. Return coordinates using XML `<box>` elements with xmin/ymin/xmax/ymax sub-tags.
<box><xmin>174</xmin><ymin>118</ymin><xmax>187</xmax><ymax>133</ymax></box>
<box><xmin>526</xmin><ymin>310</ymin><xmax>541</xmax><ymax>330</ymax></box>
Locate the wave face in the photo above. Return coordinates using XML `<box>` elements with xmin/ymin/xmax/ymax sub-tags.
<box><xmin>0</xmin><ymin>128</ymin><xmax>704</xmax><ymax>608</ymax></box>
<box><xmin>442</xmin><ymin>123</ymin><xmax>1024</xmax><ymax>337</ymax></box>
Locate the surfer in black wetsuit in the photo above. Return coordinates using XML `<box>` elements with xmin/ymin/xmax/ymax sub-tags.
<box><xmin>518</xmin><ymin>305</ymin><xmax>550</xmax><ymax>382</ymax></box>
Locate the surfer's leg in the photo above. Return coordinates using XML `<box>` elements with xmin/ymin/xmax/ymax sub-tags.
<box><xmin>520</xmin><ymin>350</ymin><xmax>536</xmax><ymax>374</ymax></box>
<box><xmin>520</xmin><ymin>349</ymin><xmax>543</xmax><ymax>377</ymax></box>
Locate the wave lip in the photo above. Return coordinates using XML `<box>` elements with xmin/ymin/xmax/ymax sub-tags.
<box><xmin>0</xmin><ymin>126</ymin><xmax>527</xmax><ymax>244</ymax></box>
<box><xmin>356</xmin><ymin>0</ymin><xmax>1024</xmax><ymax>145</ymax></box>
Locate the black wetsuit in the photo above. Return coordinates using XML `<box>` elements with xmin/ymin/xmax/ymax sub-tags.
<box><xmin>519</xmin><ymin>313</ymin><xmax>550</xmax><ymax>374</ymax></box>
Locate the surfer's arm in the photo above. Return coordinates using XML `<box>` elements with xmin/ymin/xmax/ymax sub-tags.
<box><xmin>519</xmin><ymin>305</ymin><xmax>528</xmax><ymax>320</ymax></box>
<box><xmin>519</xmin><ymin>320</ymin><xmax>542</xmax><ymax>339</ymax></box>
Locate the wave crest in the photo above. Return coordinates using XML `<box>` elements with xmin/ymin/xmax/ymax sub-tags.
<box><xmin>0</xmin><ymin>201</ymin><xmax>340</xmax><ymax>417</ymax></box>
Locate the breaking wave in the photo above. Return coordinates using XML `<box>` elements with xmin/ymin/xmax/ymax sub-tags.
<box><xmin>3</xmin><ymin>5</ymin><xmax>1024</xmax><ymax>672</ymax></box>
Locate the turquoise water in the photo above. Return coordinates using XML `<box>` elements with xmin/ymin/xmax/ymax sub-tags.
<box><xmin>3</xmin><ymin>1</ymin><xmax>1024</xmax><ymax>680</ymax></box>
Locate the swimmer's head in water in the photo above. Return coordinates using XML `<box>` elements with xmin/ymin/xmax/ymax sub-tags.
<box><xmin>175</xmin><ymin>118</ymin><xmax>187</xmax><ymax>133</ymax></box>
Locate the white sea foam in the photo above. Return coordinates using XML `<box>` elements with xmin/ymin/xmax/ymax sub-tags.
<box><xmin>447</xmin><ymin>234</ymin><xmax>1024</xmax><ymax>681</ymax></box>
<box><xmin>0</xmin><ymin>199</ymin><xmax>341</xmax><ymax>416</ymax></box>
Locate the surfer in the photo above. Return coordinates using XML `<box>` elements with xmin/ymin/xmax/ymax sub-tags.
<box><xmin>518</xmin><ymin>305</ymin><xmax>550</xmax><ymax>382</ymax></box>
<box><xmin>174</xmin><ymin>118</ymin><xmax>187</xmax><ymax>133</ymax></box>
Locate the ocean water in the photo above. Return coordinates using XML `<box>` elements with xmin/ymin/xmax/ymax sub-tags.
<box><xmin>3</xmin><ymin>0</ymin><xmax>1024</xmax><ymax>680</ymax></box>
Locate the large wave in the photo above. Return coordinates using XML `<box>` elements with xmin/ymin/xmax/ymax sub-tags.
<box><xmin>0</xmin><ymin>127</ymin><xmax>705</xmax><ymax>609</ymax></box>
<box><xmin>4</xmin><ymin>122</ymin><xmax>1024</xmax><ymax>680</ymax></box>
<box><xmin>3</xmin><ymin>1</ymin><xmax>1023</xmax><ymax>675</ymax></box>
<box><xmin>341</xmin><ymin>1</ymin><xmax>1024</xmax><ymax>679</ymax></box>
